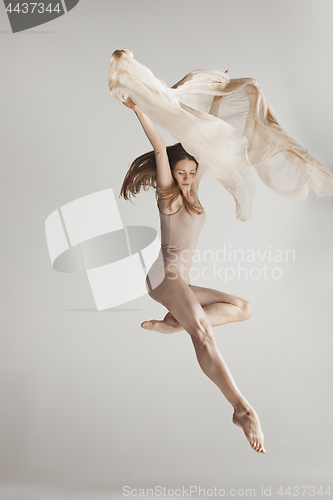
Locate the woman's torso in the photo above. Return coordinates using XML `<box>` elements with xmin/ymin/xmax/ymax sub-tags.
<box><xmin>157</xmin><ymin>191</ymin><xmax>203</xmax><ymax>215</ymax></box>
<box><xmin>157</xmin><ymin>193</ymin><xmax>206</xmax><ymax>284</ymax></box>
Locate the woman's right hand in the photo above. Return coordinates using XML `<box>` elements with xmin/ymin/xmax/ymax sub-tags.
<box><xmin>123</xmin><ymin>97</ymin><xmax>138</xmax><ymax>112</ymax></box>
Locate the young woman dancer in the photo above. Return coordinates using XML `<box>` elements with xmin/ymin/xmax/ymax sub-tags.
<box><xmin>121</xmin><ymin>95</ymin><xmax>266</xmax><ymax>454</ymax></box>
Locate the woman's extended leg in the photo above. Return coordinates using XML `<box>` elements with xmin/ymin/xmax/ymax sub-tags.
<box><xmin>145</xmin><ymin>268</ymin><xmax>265</xmax><ymax>454</ymax></box>
<box><xmin>142</xmin><ymin>284</ymin><xmax>252</xmax><ymax>333</ymax></box>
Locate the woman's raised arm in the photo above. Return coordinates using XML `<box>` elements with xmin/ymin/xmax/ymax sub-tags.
<box><xmin>123</xmin><ymin>97</ymin><xmax>174</xmax><ymax>189</ymax></box>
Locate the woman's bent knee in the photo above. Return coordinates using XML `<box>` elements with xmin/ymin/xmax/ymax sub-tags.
<box><xmin>241</xmin><ymin>301</ymin><xmax>252</xmax><ymax>320</ymax></box>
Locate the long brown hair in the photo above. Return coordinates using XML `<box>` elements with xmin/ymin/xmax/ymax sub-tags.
<box><xmin>120</xmin><ymin>143</ymin><xmax>203</xmax><ymax>216</ymax></box>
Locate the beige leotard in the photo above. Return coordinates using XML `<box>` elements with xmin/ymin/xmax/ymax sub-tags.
<box><xmin>146</xmin><ymin>198</ymin><xmax>206</xmax><ymax>292</ymax></box>
<box><xmin>159</xmin><ymin>201</ymin><xmax>206</xmax><ymax>285</ymax></box>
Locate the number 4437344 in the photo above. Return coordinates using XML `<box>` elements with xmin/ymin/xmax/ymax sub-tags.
<box><xmin>6</xmin><ymin>3</ymin><xmax>61</xmax><ymax>14</ymax></box>
<box><xmin>276</xmin><ymin>485</ymin><xmax>331</xmax><ymax>496</ymax></box>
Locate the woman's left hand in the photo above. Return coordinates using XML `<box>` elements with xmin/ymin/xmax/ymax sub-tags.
<box><xmin>123</xmin><ymin>97</ymin><xmax>138</xmax><ymax>112</ymax></box>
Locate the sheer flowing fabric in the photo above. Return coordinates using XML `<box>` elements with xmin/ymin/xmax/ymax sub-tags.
<box><xmin>109</xmin><ymin>49</ymin><xmax>333</xmax><ymax>221</ymax></box>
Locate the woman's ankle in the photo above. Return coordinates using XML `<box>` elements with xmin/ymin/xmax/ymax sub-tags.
<box><xmin>233</xmin><ymin>400</ymin><xmax>252</xmax><ymax>414</ymax></box>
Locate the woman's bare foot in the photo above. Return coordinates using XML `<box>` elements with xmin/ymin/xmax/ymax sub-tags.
<box><xmin>141</xmin><ymin>312</ymin><xmax>183</xmax><ymax>333</ymax></box>
<box><xmin>232</xmin><ymin>406</ymin><xmax>266</xmax><ymax>454</ymax></box>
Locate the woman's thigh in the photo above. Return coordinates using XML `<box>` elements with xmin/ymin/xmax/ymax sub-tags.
<box><xmin>147</xmin><ymin>267</ymin><xmax>210</xmax><ymax>336</ymax></box>
<box><xmin>188</xmin><ymin>283</ymin><xmax>247</xmax><ymax>308</ymax></box>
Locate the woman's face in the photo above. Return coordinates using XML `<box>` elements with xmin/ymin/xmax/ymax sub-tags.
<box><xmin>172</xmin><ymin>159</ymin><xmax>198</xmax><ymax>191</ymax></box>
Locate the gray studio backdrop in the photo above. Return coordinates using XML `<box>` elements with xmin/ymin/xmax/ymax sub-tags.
<box><xmin>1</xmin><ymin>0</ymin><xmax>332</xmax><ymax>499</ymax></box>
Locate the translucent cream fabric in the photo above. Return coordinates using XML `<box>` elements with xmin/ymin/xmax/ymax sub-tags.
<box><xmin>109</xmin><ymin>49</ymin><xmax>333</xmax><ymax>221</ymax></box>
